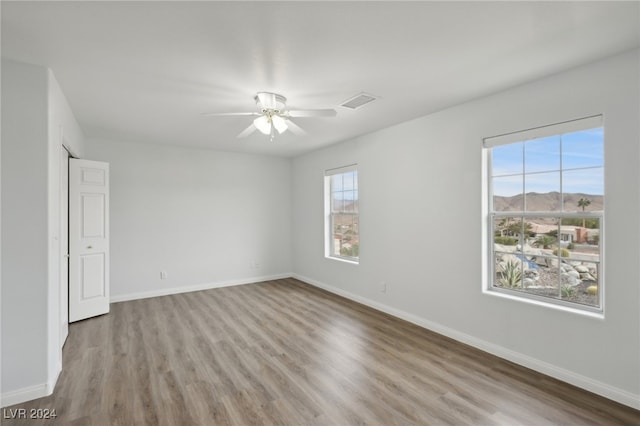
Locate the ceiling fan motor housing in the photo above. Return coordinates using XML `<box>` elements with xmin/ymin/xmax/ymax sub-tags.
<box><xmin>255</xmin><ymin>92</ymin><xmax>287</xmax><ymax>114</ymax></box>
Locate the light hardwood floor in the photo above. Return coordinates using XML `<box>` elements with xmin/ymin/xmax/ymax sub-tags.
<box><xmin>4</xmin><ymin>278</ymin><xmax>639</xmax><ymax>425</ymax></box>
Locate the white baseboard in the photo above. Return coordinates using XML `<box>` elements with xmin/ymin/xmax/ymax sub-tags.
<box><xmin>1</xmin><ymin>364</ymin><xmax>60</xmax><ymax>408</ymax></box>
<box><xmin>292</xmin><ymin>273</ymin><xmax>640</xmax><ymax>410</ymax></box>
<box><xmin>1</xmin><ymin>383</ymin><xmax>49</xmax><ymax>408</ymax></box>
<box><xmin>110</xmin><ymin>273</ymin><xmax>293</xmax><ymax>303</ymax></box>
<box><xmin>1</xmin><ymin>344</ymin><xmax>62</xmax><ymax>408</ymax></box>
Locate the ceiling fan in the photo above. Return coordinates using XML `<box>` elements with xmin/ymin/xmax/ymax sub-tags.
<box><xmin>203</xmin><ymin>92</ymin><xmax>337</xmax><ymax>140</ymax></box>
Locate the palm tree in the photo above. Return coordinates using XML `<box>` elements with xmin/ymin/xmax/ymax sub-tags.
<box><xmin>497</xmin><ymin>218</ymin><xmax>511</xmax><ymax>237</ymax></box>
<box><xmin>535</xmin><ymin>235</ymin><xmax>556</xmax><ymax>249</ymax></box>
<box><xmin>578</xmin><ymin>198</ymin><xmax>591</xmax><ymax>227</ymax></box>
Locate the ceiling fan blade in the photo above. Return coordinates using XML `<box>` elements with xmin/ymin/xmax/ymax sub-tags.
<box><xmin>286</xmin><ymin>118</ymin><xmax>306</xmax><ymax>136</ymax></box>
<box><xmin>287</xmin><ymin>109</ymin><xmax>337</xmax><ymax>118</ymax></box>
<box><xmin>202</xmin><ymin>112</ymin><xmax>260</xmax><ymax>117</ymax></box>
<box><xmin>257</xmin><ymin>92</ymin><xmax>276</xmax><ymax>109</ymax></box>
<box><xmin>237</xmin><ymin>123</ymin><xmax>257</xmax><ymax>138</ymax></box>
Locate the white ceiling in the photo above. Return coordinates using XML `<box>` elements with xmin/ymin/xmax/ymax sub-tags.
<box><xmin>2</xmin><ymin>1</ymin><xmax>639</xmax><ymax>157</ymax></box>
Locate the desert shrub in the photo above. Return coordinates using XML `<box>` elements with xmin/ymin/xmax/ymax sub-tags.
<box><xmin>552</xmin><ymin>248</ymin><xmax>570</xmax><ymax>258</ymax></box>
<box><xmin>340</xmin><ymin>243</ymin><xmax>359</xmax><ymax>257</ymax></box>
<box><xmin>567</xmin><ymin>243</ymin><xmax>575</xmax><ymax>250</ymax></box>
<box><xmin>499</xmin><ymin>260</ymin><xmax>522</xmax><ymax>288</ymax></box>
<box><xmin>495</xmin><ymin>236</ymin><xmax>518</xmax><ymax>246</ymax></box>
<box><xmin>586</xmin><ymin>285</ymin><xmax>598</xmax><ymax>296</ymax></box>
<box><xmin>561</xmin><ymin>285</ymin><xmax>576</xmax><ymax>298</ymax></box>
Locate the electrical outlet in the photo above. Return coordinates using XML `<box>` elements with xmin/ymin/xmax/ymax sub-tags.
<box><xmin>160</xmin><ymin>271</ymin><xmax>167</xmax><ymax>279</ymax></box>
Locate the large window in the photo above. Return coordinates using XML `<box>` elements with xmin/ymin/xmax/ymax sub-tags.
<box><xmin>484</xmin><ymin>116</ymin><xmax>604</xmax><ymax>312</ymax></box>
<box><xmin>325</xmin><ymin>165</ymin><xmax>359</xmax><ymax>263</ymax></box>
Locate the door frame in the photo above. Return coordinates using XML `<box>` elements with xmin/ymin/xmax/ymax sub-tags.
<box><xmin>60</xmin><ymin>142</ymin><xmax>77</xmax><ymax>349</ymax></box>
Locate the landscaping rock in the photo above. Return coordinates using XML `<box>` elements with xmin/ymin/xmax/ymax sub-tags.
<box><xmin>562</xmin><ymin>273</ymin><xmax>581</xmax><ymax>286</ymax></box>
<box><xmin>566</xmin><ymin>270</ymin><xmax>580</xmax><ymax>279</ymax></box>
<box><xmin>580</xmin><ymin>273</ymin><xmax>596</xmax><ymax>281</ymax></box>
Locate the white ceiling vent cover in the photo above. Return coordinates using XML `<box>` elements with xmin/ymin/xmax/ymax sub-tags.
<box><xmin>340</xmin><ymin>93</ymin><xmax>377</xmax><ymax>110</ymax></box>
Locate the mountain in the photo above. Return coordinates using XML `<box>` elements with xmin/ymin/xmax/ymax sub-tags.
<box><xmin>493</xmin><ymin>192</ymin><xmax>603</xmax><ymax>212</ymax></box>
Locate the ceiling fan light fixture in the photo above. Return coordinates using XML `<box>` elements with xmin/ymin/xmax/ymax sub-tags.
<box><xmin>206</xmin><ymin>92</ymin><xmax>336</xmax><ymax>140</ymax></box>
<box><xmin>272</xmin><ymin>115</ymin><xmax>288</xmax><ymax>134</ymax></box>
<box><xmin>253</xmin><ymin>115</ymin><xmax>271</xmax><ymax>135</ymax></box>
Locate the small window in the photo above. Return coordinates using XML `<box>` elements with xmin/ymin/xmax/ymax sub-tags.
<box><xmin>325</xmin><ymin>165</ymin><xmax>359</xmax><ymax>263</ymax></box>
<box><xmin>484</xmin><ymin>116</ymin><xmax>604</xmax><ymax>312</ymax></box>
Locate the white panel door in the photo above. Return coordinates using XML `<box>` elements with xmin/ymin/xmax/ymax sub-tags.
<box><xmin>69</xmin><ymin>159</ymin><xmax>110</xmax><ymax>322</ymax></box>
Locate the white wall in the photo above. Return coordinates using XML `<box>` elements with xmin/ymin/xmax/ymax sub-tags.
<box><xmin>46</xmin><ymin>70</ymin><xmax>85</xmax><ymax>390</ymax></box>
<box><xmin>85</xmin><ymin>139</ymin><xmax>292</xmax><ymax>301</ymax></box>
<box><xmin>291</xmin><ymin>50</ymin><xmax>640</xmax><ymax>407</ymax></box>
<box><xmin>0</xmin><ymin>59</ymin><xmax>85</xmax><ymax>407</ymax></box>
<box><xmin>1</xmin><ymin>60</ymin><xmax>50</xmax><ymax>403</ymax></box>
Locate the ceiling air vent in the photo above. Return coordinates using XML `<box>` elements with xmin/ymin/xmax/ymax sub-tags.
<box><xmin>340</xmin><ymin>93</ymin><xmax>377</xmax><ymax>110</ymax></box>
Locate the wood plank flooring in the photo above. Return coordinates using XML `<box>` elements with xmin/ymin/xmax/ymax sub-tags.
<box><xmin>4</xmin><ymin>278</ymin><xmax>639</xmax><ymax>425</ymax></box>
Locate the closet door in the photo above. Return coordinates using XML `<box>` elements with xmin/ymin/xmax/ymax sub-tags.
<box><xmin>69</xmin><ymin>159</ymin><xmax>110</xmax><ymax>322</ymax></box>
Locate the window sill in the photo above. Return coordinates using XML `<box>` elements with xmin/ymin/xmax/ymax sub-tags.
<box><xmin>325</xmin><ymin>255</ymin><xmax>359</xmax><ymax>265</ymax></box>
<box><xmin>483</xmin><ymin>288</ymin><xmax>604</xmax><ymax>320</ymax></box>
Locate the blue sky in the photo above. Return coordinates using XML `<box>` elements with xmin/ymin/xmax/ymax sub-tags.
<box><xmin>492</xmin><ymin>127</ymin><xmax>604</xmax><ymax>197</ymax></box>
<box><xmin>331</xmin><ymin>171</ymin><xmax>357</xmax><ymax>191</ymax></box>
<box><xmin>331</xmin><ymin>171</ymin><xmax>358</xmax><ymax>213</ymax></box>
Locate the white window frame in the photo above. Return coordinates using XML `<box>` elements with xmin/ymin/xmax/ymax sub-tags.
<box><xmin>483</xmin><ymin>115</ymin><xmax>604</xmax><ymax>314</ymax></box>
<box><xmin>324</xmin><ymin>164</ymin><xmax>359</xmax><ymax>264</ymax></box>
